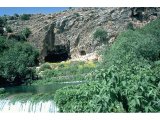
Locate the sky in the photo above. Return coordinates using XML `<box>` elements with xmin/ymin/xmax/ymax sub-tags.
<box><xmin>0</xmin><ymin>7</ymin><xmax>69</xmax><ymax>16</ymax></box>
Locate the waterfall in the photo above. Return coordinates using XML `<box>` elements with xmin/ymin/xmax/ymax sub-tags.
<box><xmin>0</xmin><ymin>99</ymin><xmax>58</xmax><ymax>113</ymax></box>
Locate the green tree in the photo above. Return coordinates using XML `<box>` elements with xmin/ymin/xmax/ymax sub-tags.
<box><xmin>0</xmin><ymin>37</ymin><xmax>39</xmax><ymax>86</ymax></box>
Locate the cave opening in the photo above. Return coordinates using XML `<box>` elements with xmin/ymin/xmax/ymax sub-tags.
<box><xmin>80</xmin><ymin>50</ymin><xmax>86</xmax><ymax>56</ymax></box>
<box><xmin>45</xmin><ymin>52</ymin><xmax>70</xmax><ymax>63</ymax></box>
<box><xmin>44</xmin><ymin>45</ymin><xmax>71</xmax><ymax>63</ymax></box>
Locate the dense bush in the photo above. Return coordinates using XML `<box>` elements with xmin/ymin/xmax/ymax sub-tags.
<box><xmin>93</xmin><ymin>28</ymin><xmax>108</xmax><ymax>43</ymax></box>
<box><xmin>102</xmin><ymin>29</ymin><xmax>160</xmax><ymax>68</ymax></box>
<box><xmin>20</xmin><ymin>27</ymin><xmax>31</xmax><ymax>40</ymax></box>
<box><xmin>127</xmin><ymin>22</ymin><xmax>134</xmax><ymax>30</ymax></box>
<box><xmin>0</xmin><ymin>36</ymin><xmax>8</xmax><ymax>53</ymax></box>
<box><xmin>54</xmin><ymin>81</ymin><xmax>102</xmax><ymax>112</ymax></box>
<box><xmin>10</xmin><ymin>27</ymin><xmax>32</xmax><ymax>41</ymax></box>
<box><xmin>0</xmin><ymin>17</ymin><xmax>7</xmax><ymax>35</ymax></box>
<box><xmin>0</xmin><ymin>37</ymin><xmax>39</xmax><ymax>86</ymax></box>
<box><xmin>54</xmin><ymin>19</ymin><xmax>160</xmax><ymax>112</ymax></box>
<box><xmin>20</xmin><ymin>14</ymin><xmax>31</xmax><ymax>20</ymax></box>
<box><xmin>73</xmin><ymin>13</ymin><xmax>80</xmax><ymax>17</ymax></box>
<box><xmin>5</xmin><ymin>26</ymin><xmax>13</xmax><ymax>33</ymax></box>
<box><xmin>55</xmin><ymin>63</ymin><xmax>160</xmax><ymax>112</ymax></box>
<box><xmin>38</xmin><ymin>63</ymin><xmax>52</xmax><ymax>72</ymax></box>
<box><xmin>14</xmin><ymin>13</ymin><xmax>19</xmax><ymax>18</ymax></box>
<box><xmin>0</xmin><ymin>16</ymin><xmax>7</xmax><ymax>27</ymax></box>
<box><xmin>139</xmin><ymin>18</ymin><xmax>160</xmax><ymax>38</ymax></box>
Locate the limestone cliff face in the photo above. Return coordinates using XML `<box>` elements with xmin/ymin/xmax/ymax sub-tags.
<box><xmin>7</xmin><ymin>7</ymin><xmax>160</xmax><ymax>62</ymax></box>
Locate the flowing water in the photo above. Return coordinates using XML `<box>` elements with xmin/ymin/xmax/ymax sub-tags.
<box><xmin>0</xmin><ymin>100</ymin><xmax>58</xmax><ymax>113</ymax></box>
<box><xmin>0</xmin><ymin>81</ymin><xmax>85</xmax><ymax>113</ymax></box>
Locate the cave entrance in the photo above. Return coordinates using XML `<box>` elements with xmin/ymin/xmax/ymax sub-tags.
<box><xmin>80</xmin><ymin>50</ymin><xmax>86</xmax><ymax>56</ymax></box>
<box><xmin>45</xmin><ymin>52</ymin><xmax>70</xmax><ymax>63</ymax></box>
<box><xmin>44</xmin><ymin>45</ymin><xmax>70</xmax><ymax>63</ymax></box>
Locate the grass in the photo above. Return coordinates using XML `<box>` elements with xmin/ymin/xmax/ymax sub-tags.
<box><xmin>32</xmin><ymin>60</ymin><xmax>97</xmax><ymax>86</ymax></box>
<box><xmin>0</xmin><ymin>60</ymin><xmax>97</xmax><ymax>102</ymax></box>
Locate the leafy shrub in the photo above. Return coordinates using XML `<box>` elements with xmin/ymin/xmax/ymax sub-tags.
<box><xmin>6</xmin><ymin>28</ymin><xmax>31</xmax><ymax>41</ymax></box>
<box><xmin>0</xmin><ymin>27</ymin><xmax>4</xmax><ymax>35</ymax></box>
<box><xmin>73</xmin><ymin>13</ymin><xmax>80</xmax><ymax>17</ymax></box>
<box><xmin>0</xmin><ymin>36</ymin><xmax>8</xmax><ymax>53</ymax></box>
<box><xmin>55</xmin><ymin>64</ymin><xmax>160</xmax><ymax>112</ymax></box>
<box><xmin>21</xmin><ymin>27</ymin><xmax>31</xmax><ymax>39</ymax></box>
<box><xmin>54</xmin><ymin>19</ymin><xmax>160</xmax><ymax>112</ymax></box>
<box><xmin>39</xmin><ymin>63</ymin><xmax>52</xmax><ymax>72</ymax></box>
<box><xmin>0</xmin><ymin>16</ymin><xmax>7</xmax><ymax>27</ymax></box>
<box><xmin>40</xmin><ymin>69</ymin><xmax>61</xmax><ymax>79</ymax></box>
<box><xmin>127</xmin><ymin>22</ymin><xmax>134</xmax><ymax>30</ymax></box>
<box><xmin>93</xmin><ymin>28</ymin><xmax>108</xmax><ymax>43</ymax></box>
<box><xmin>0</xmin><ymin>17</ymin><xmax>7</xmax><ymax>35</ymax></box>
<box><xmin>14</xmin><ymin>13</ymin><xmax>19</xmax><ymax>18</ymax></box>
<box><xmin>5</xmin><ymin>26</ymin><xmax>13</xmax><ymax>33</ymax></box>
<box><xmin>20</xmin><ymin>14</ymin><xmax>31</xmax><ymax>20</ymax></box>
<box><xmin>8</xmin><ymin>16</ymin><xmax>15</xmax><ymax>20</ymax></box>
<box><xmin>102</xmin><ymin>30</ymin><xmax>160</xmax><ymax>67</ymax></box>
<box><xmin>0</xmin><ymin>37</ymin><xmax>39</xmax><ymax>85</ymax></box>
<box><xmin>54</xmin><ymin>81</ymin><xmax>102</xmax><ymax>112</ymax></box>
<box><xmin>139</xmin><ymin>18</ymin><xmax>160</xmax><ymax>39</ymax></box>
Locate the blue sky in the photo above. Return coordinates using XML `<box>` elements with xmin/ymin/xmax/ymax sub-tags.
<box><xmin>0</xmin><ymin>7</ymin><xmax>69</xmax><ymax>16</ymax></box>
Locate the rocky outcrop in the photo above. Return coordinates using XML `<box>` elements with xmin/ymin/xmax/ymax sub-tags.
<box><xmin>7</xmin><ymin>7</ymin><xmax>160</xmax><ymax>62</ymax></box>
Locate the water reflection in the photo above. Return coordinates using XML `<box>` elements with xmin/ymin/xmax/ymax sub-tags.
<box><xmin>4</xmin><ymin>81</ymin><xmax>85</xmax><ymax>94</ymax></box>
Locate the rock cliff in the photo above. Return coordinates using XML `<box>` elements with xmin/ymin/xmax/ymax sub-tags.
<box><xmin>7</xmin><ymin>7</ymin><xmax>160</xmax><ymax>62</ymax></box>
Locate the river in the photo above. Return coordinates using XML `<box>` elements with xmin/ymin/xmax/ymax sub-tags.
<box><xmin>0</xmin><ymin>81</ymin><xmax>85</xmax><ymax>113</ymax></box>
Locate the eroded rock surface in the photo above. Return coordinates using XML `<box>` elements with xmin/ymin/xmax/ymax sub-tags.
<box><xmin>7</xmin><ymin>7</ymin><xmax>160</xmax><ymax>62</ymax></box>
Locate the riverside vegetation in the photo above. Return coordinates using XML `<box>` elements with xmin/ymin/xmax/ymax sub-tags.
<box><xmin>54</xmin><ymin>19</ymin><xmax>160</xmax><ymax>112</ymax></box>
<box><xmin>0</xmin><ymin>15</ymin><xmax>160</xmax><ymax>112</ymax></box>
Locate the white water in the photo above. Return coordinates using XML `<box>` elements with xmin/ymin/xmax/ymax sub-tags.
<box><xmin>0</xmin><ymin>100</ymin><xmax>58</xmax><ymax>113</ymax></box>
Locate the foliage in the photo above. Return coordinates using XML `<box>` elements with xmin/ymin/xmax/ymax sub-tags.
<box><xmin>38</xmin><ymin>61</ymin><xmax>94</xmax><ymax>77</ymax></box>
<box><xmin>127</xmin><ymin>22</ymin><xmax>134</xmax><ymax>30</ymax></box>
<box><xmin>54</xmin><ymin>19</ymin><xmax>160</xmax><ymax>112</ymax></box>
<box><xmin>93</xmin><ymin>28</ymin><xmax>108</xmax><ymax>43</ymax></box>
<box><xmin>13</xmin><ymin>13</ymin><xmax>19</xmax><ymax>19</ymax></box>
<box><xmin>0</xmin><ymin>36</ymin><xmax>8</xmax><ymax>53</ymax></box>
<box><xmin>0</xmin><ymin>16</ymin><xmax>7</xmax><ymax>27</ymax></box>
<box><xmin>139</xmin><ymin>18</ymin><xmax>160</xmax><ymax>38</ymax></box>
<box><xmin>54</xmin><ymin>81</ymin><xmax>102</xmax><ymax>112</ymax></box>
<box><xmin>0</xmin><ymin>37</ymin><xmax>39</xmax><ymax>86</ymax></box>
<box><xmin>5</xmin><ymin>26</ymin><xmax>13</xmax><ymax>33</ymax></box>
<box><xmin>55</xmin><ymin>64</ymin><xmax>160</xmax><ymax>112</ymax></box>
<box><xmin>102</xmin><ymin>30</ymin><xmax>160</xmax><ymax>67</ymax></box>
<box><xmin>0</xmin><ymin>16</ymin><xmax>7</xmax><ymax>35</ymax></box>
<box><xmin>0</xmin><ymin>28</ymin><xmax>4</xmax><ymax>35</ymax></box>
<box><xmin>73</xmin><ymin>13</ymin><xmax>80</xmax><ymax>17</ymax></box>
<box><xmin>20</xmin><ymin>27</ymin><xmax>31</xmax><ymax>40</ymax></box>
<box><xmin>38</xmin><ymin>63</ymin><xmax>52</xmax><ymax>72</ymax></box>
<box><xmin>10</xmin><ymin>27</ymin><xmax>32</xmax><ymax>41</ymax></box>
<box><xmin>32</xmin><ymin>61</ymin><xmax>96</xmax><ymax>86</ymax></box>
<box><xmin>20</xmin><ymin>14</ymin><xmax>31</xmax><ymax>20</ymax></box>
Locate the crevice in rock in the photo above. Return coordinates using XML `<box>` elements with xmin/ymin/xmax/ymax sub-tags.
<box><xmin>80</xmin><ymin>50</ymin><xmax>86</xmax><ymax>56</ymax></box>
<box><xmin>131</xmin><ymin>7</ymin><xmax>146</xmax><ymax>21</ymax></box>
<box><xmin>74</xmin><ymin>34</ymin><xmax>80</xmax><ymax>47</ymax></box>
